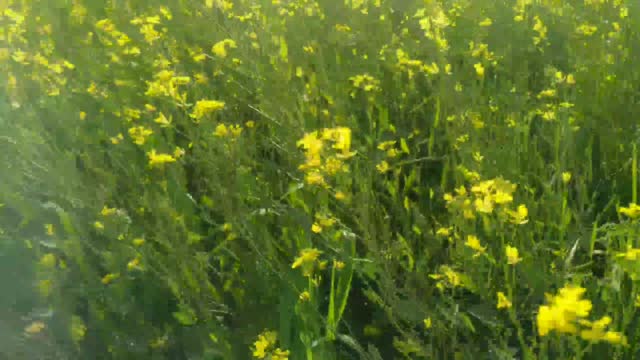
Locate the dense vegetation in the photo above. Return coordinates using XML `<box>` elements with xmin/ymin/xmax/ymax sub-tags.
<box><xmin>2</xmin><ymin>0</ymin><xmax>640</xmax><ymax>359</ymax></box>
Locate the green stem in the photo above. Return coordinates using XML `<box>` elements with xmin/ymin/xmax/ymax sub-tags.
<box><xmin>506</xmin><ymin>263</ymin><xmax>530</xmax><ymax>359</ymax></box>
<box><xmin>633</xmin><ymin>143</ymin><xmax>637</xmax><ymax>204</ymax></box>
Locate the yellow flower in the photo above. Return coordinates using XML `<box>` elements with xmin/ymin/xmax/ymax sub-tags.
<box><xmin>271</xmin><ymin>348</ymin><xmax>290</xmax><ymax>360</ymax></box>
<box><xmin>140</xmin><ymin>24</ymin><xmax>161</xmax><ymax>44</ymax></box>
<box><xmin>211</xmin><ymin>39</ymin><xmax>237</xmax><ymax>58</ymax></box>
<box><xmin>576</xmin><ymin>24</ymin><xmax>598</xmax><ymax>36</ymax></box>
<box><xmin>94</xmin><ymin>221</ymin><xmax>104</xmax><ymax>230</ymax></box>
<box><xmin>436</xmin><ymin>227</ymin><xmax>452</xmax><ymax>237</ymax></box>
<box><xmin>323</xmin><ymin>127</ymin><xmax>354</xmax><ymax>158</ymax></box>
<box><xmin>537</xmin><ymin>285</ymin><xmax>593</xmax><ymax>337</ymax></box>
<box><xmin>214</xmin><ymin>123</ymin><xmax>229</xmax><ymax>137</ymax></box>
<box><xmin>101</xmin><ymin>205</ymin><xmax>117</xmax><ymax>216</ymax></box>
<box><xmin>229</xmin><ymin>124</ymin><xmax>243</xmax><ymax>137</ymax></box>
<box><xmin>497</xmin><ymin>292</ymin><xmax>512</xmax><ymax>309</ymax></box>
<box><xmin>507</xmin><ymin>204</ymin><xmax>529</xmax><ymax>225</ymax></box>
<box><xmin>299</xmin><ymin>291</ymin><xmax>311</xmax><ymax>302</ymax></box>
<box><xmin>538</xmin><ymin>89</ymin><xmax>556</xmax><ymax>98</ymax></box>
<box><xmin>128</xmin><ymin>126</ymin><xmax>153</xmax><ymax>145</ymax></box>
<box><xmin>127</xmin><ymin>257</ymin><xmax>141</xmax><ymax>271</ymax></box>
<box><xmin>292</xmin><ymin>248</ymin><xmax>322</xmax><ymax>269</ymax></box>
<box><xmin>474</xmin><ymin>63</ymin><xmax>485</xmax><ymax>78</ymax></box>
<box><xmin>252</xmin><ymin>330</ymin><xmax>277</xmax><ymax>359</ymax></box>
<box><xmin>616</xmin><ymin>246</ymin><xmax>640</xmax><ymax>261</ymax></box>
<box><xmin>580</xmin><ymin>316</ymin><xmax>627</xmax><ymax>345</ymax></box>
<box><xmin>492</xmin><ymin>191</ymin><xmax>513</xmax><ymax>205</ymax></box>
<box><xmin>190</xmin><ymin>99</ymin><xmax>225</xmax><ymax>121</ymax></box>
<box><xmin>619</xmin><ymin>203</ymin><xmax>640</xmax><ymax>219</ymax></box>
<box><xmin>147</xmin><ymin>150</ymin><xmax>177</xmax><ymax>167</ymax></box>
<box><xmin>334</xmin><ymin>191</ymin><xmax>347</xmax><ymax>201</ymax></box>
<box><xmin>45</xmin><ymin>223</ymin><xmax>54</xmax><ymax>236</ymax></box>
<box><xmin>39</xmin><ymin>253</ymin><xmax>57</xmax><ymax>268</ymax></box>
<box><xmin>505</xmin><ymin>245</ymin><xmax>522</xmax><ymax>265</ymax></box>
<box><xmin>465</xmin><ymin>235</ymin><xmax>486</xmax><ymax>257</ymax></box>
<box><xmin>562</xmin><ymin>172</ymin><xmax>572</xmax><ymax>184</ymax></box>
<box><xmin>110</xmin><ymin>133</ymin><xmax>124</xmax><ymax>144</ymax></box>
<box><xmin>101</xmin><ymin>273</ymin><xmax>120</xmax><ymax>285</ymax></box>
<box><xmin>424</xmin><ymin>317</ymin><xmax>432</xmax><ymax>329</ymax></box>
<box><xmin>24</xmin><ymin>321</ymin><xmax>46</xmax><ymax>335</ymax></box>
<box><xmin>159</xmin><ymin>6</ymin><xmax>172</xmax><ymax>20</ymax></box>
<box><xmin>322</xmin><ymin>156</ymin><xmax>344</xmax><ymax>175</ymax></box>
<box><xmin>304</xmin><ymin>171</ymin><xmax>326</xmax><ymax>186</ymax></box>
<box><xmin>474</xmin><ymin>196</ymin><xmax>494</xmax><ymax>213</ymax></box>
<box><xmin>132</xmin><ymin>238</ymin><xmax>145</xmax><ymax>246</ymax></box>
<box><xmin>479</xmin><ymin>18</ymin><xmax>492</xmax><ymax>27</ymax></box>
<box><xmin>377</xmin><ymin>140</ymin><xmax>396</xmax><ymax>151</ymax></box>
<box><xmin>311</xmin><ymin>223</ymin><xmax>322</xmax><ymax>233</ymax></box>
<box><xmin>154</xmin><ymin>112</ymin><xmax>172</xmax><ymax>127</ymax></box>
<box><xmin>437</xmin><ymin>265</ymin><xmax>462</xmax><ymax>288</ymax></box>
<box><xmin>376</xmin><ymin>160</ymin><xmax>390</xmax><ymax>173</ymax></box>
<box><xmin>297</xmin><ymin>131</ymin><xmax>323</xmax><ymax>158</ymax></box>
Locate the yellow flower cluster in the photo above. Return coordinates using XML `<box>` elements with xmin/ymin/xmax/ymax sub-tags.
<box><xmin>39</xmin><ymin>253</ymin><xmax>57</xmax><ymax>268</ymax></box>
<box><xmin>291</xmin><ymin>248</ymin><xmax>324</xmax><ymax>277</ymax></box>
<box><xmin>311</xmin><ymin>212</ymin><xmax>337</xmax><ymax>233</ymax></box>
<box><xmin>429</xmin><ymin>265</ymin><xmax>463</xmax><ymax>291</ymax></box>
<box><xmin>94</xmin><ymin>18</ymin><xmax>141</xmax><ymax>55</ymax></box>
<box><xmin>130</xmin><ymin>12</ymin><xmax>169</xmax><ymax>44</ymax></box>
<box><xmin>252</xmin><ymin>330</ymin><xmax>289</xmax><ymax>359</ymax></box>
<box><xmin>144</xmin><ymin>69</ymin><xmax>192</xmax><ymax>106</ymax></box>
<box><xmin>211</xmin><ymin>39</ymin><xmax>237</xmax><ymax>58</ymax></box>
<box><xmin>497</xmin><ymin>292</ymin><xmax>512</xmax><ymax>309</ymax></box>
<box><xmin>147</xmin><ymin>148</ymin><xmax>184</xmax><ymax>168</ymax></box>
<box><xmin>505</xmin><ymin>245</ymin><xmax>522</xmax><ymax>265</ymax></box>
<box><xmin>213</xmin><ymin>123</ymin><xmax>243</xmax><ymax>138</ymax></box>
<box><xmin>415</xmin><ymin>4</ymin><xmax>450</xmax><ymax>52</ymax></box>
<box><xmin>537</xmin><ymin>285</ymin><xmax>626</xmax><ymax>344</ymax></box>
<box><xmin>619</xmin><ymin>202</ymin><xmax>640</xmax><ymax>219</ymax></box>
<box><xmin>297</xmin><ymin>127</ymin><xmax>355</xmax><ymax>187</ymax></box>
<box><xmin>190</xmin><ymin>99</ymin><xmax>225</xmax><ymax>122</ymax></box>
<box><xmin>349</xmin><ymin>73</ymin><xmax>380</xmax><ymax>96</ymax></box>
<box><xmin>1</xmin><ymin>8</ymin><xmax>75</xmax><ymax>100</ymax></box>
<box><xmin>128</xmin><ymin>126</ymin><xmax>153</xmax><ymax>145</ymax></box>
<box><xmin>616</xmin><ymin>245</ymin><xmax>640</xmax><ymax>261</ymax></box>
<box><xmin>465</xmin><ymin>235</ymin><xmax>486</xmax><ymax>257</ymax></box>
<box><xmin>444</xmin><ymin>177</ymin><xmax>528</xmax><ymax>224</ymax></box>
<box><xmin>395</xmin><ymin>49</ymin><xmax>440</xmax><ymax>79</ymax></box>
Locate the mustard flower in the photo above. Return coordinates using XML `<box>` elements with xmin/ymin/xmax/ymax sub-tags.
<box><xmin>291</xmin><ymin>248</ymin><xmax>322</xmax><ymax>271</ymax></box>
<box><xmin>465</xmin><ymin>235</ymin><xmax>486</xmax><ymax>257</ymax></box>
<box><xmin>497</xmin><ymin>292</ymin><xmax>512</xmax><ymax>309</ymax></box>
<box><xmin>147</xmin><ymin>150</ymin><xmax>177</xmax><ymax>167</ymax></box>
<box><xmin>214</xmin><ymin>123</ymin><xmax>228</xmax><ymax>137</ymax></box>
<box><xmin>537</xmin><ymin>285</ymin><xmax>592</xmax><ymax>336</ymax></box>
<box><xmin>211</xmin><ymin>39</ymin><xmax>237</xmax><ymax>58</ymax></box>
<box><xmin>190</xmin><ymin>99</ymin><xmax>225</xmax><ymax>121</ymax></box>
<box><xmin>619</xmin><ymin>203</ymin><xmax>640</xmax><ymax>219</ymax></box>
<box><xmin>505</xmin><ymin>245</ymin><xmax>522</xmax><ymax>265</ymax></box>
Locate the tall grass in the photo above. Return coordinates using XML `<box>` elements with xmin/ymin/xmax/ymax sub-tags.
<box><xmin>2</xmin><ymin>0</ymin><xmax>640</xmax><ymax>358</ymax></box>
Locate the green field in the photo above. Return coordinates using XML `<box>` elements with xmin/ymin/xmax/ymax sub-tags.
<box><xmin>2</xmin><ymin>0</ymin><xmax>640</xmax><ymax>359</ymax></box>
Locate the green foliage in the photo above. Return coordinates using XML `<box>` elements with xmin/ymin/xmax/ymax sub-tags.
<box><xmin>2</xmin><ymin>0</ymin><xmax>640</xmax><ymax>359</ymax></box>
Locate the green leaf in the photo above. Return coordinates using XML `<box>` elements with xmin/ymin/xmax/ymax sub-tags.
<box><xmin>173</xmin><ymin>305</ymin><xmax>197</xmax><ymax>326</ymax></box>
<box><xmin>400</xmin><ymin>138</ymin><xmax>410</xmax><ymax>154</ymax></box>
